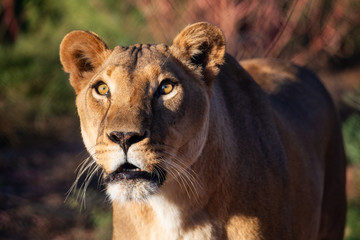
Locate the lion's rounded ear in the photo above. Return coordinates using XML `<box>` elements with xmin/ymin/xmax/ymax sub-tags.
<box><xmin>170</xmin><ymin>22</ymin><xmax>226</xmax><ymax>87</ymax></box>
<box><xmin>60</xmin><ymin>31</ymin><xmax>110</xmax><ymax>94</ymax></box>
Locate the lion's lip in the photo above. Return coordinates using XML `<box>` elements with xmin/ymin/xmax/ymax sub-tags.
<box><xmin>104</xmin><ymin>162</ymin><xmax>160</xmax><ymax>183</ymax></box>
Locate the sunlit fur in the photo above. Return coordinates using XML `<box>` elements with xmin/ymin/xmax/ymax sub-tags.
<box><xmin>60</xmin><ymin>22</ymin><xmax>346</xmax><ymax>240</ymax></box>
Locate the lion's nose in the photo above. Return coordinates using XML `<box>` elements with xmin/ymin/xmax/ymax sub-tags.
<box><xmin>108</xmin><ymin>131</ymin><xmax>147</xmax><ymax>153</ymax></box>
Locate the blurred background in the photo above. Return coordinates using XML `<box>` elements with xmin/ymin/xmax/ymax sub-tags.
<box><xmin>0</xmin><ymin>0</ymin><xmax>360</xmax><ymax>239</ymax></box>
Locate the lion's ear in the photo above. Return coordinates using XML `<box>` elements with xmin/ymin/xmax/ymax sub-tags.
<box><xmin>60</xmin><ymin>31</ymin><xmax>110</xmax><ymax>94</ymax></box>
<box><xmin>170</xmin><ymin>22</ymin><xmax>226</xmax><ymax>87</ymax></box>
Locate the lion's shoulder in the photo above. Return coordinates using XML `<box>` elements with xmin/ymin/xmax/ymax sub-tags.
<box><xmin>240</xmin><ymin>59</ymin><xmax>322</xmax><ymax>95</ymax></box>
<box><xmin>240</xmin><ymin>59</ymin><xmax>334</xmax><ymax>116</ymax></box>
<box><xmin>239</xmin><ymin>58</ymin><xmax>336</xmax><ymax>152</ymax></box>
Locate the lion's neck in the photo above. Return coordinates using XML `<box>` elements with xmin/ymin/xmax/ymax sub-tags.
<box><xmin>146</xmin><ymin>179</ymin><xmax>221</xmax><ymax>239</ymax></box>
<box><xmin>112</xmin><ymin>180</ymin><xmax>219</xmax><ymax>240</ymax></box>
<box><xmin>149</xmin><ymin>194</ymin><xmax>183</xmax><ymax>237</ymax></box>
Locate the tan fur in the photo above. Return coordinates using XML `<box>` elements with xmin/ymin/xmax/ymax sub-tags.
<box><xmin>60</xmin><ymin>22</ymin><xmax>346</xmax><ymax>240</ymax></box>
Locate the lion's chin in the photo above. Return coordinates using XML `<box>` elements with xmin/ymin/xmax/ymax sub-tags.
<box><xmin>106</xmin><ymin>179</ymin><xmax>162</xmax><ymax>203</ymax></box>
<box><xmin>104</xmin><ymin>162</ymin><xmax>166</xmax><ymax>202</ymax></box>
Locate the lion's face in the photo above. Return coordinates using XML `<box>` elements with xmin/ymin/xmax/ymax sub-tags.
<box><xmin>60</xmin><ymin>23</ymin><xmax>225</xmax><ymax>202</ymax></box>
<box><xmin>76</xmin><ymin>45</ymin><xmax>211</xmax><ymax>202</ymax></box>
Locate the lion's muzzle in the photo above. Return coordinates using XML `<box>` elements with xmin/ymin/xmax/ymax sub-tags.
<box><xmin>104</xmin><ymin>162</ymin><xmax>165</xmax><ymax>184</ymax></box>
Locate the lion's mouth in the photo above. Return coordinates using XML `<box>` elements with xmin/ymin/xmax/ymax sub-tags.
<box><xmin>104</xmin><ymin>162</ymin><xmax>165</xmax><ymax>184</ymax></box>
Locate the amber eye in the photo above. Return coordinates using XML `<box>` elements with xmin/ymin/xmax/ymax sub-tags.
<box><xmin>158</xmin><ymin>82</ymin><xmax>174</xmax><ymax>95</ymax></box>
<box><xmin>96</xmin><ymin>83</ymin><xmax>109</xmax><ymax>96</ymax></box>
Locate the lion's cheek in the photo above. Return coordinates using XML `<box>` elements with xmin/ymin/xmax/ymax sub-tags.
<box><xmin>162</xmin><ymin>88</ymin><xmax>183</xmax><ymax>112</ymax></box>
<box><xmin>78</xmin><ymin>113</ymin><xmax>99</xmax><ymax>154</ymax></box>
<box><xmin>181</xmin><ymin>109</ymin><xmax>209</xmax><ymax>163</ymax></box>
<box><xmin>76</xmin><ymin>95</ymin><xmax>105</xmax><ymax>155</ymax></box>
<box><xmin>166</xmin><ymin>95</ymin><xmax>209</xmax><ymax>164</ymax></box>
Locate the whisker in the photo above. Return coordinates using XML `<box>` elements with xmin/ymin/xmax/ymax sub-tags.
<box><xmin>157</xmin><ymin>151</ymin><xmax>203</xmax><ymax>204</ymax></box>
<box><xmin>80</xmin><ymin>164</ymin><xmax>101</xmax><ymax>209</ymax></box>
<box><xmin>97</xmin><ymin>169</ymin><xmax>105</xmax><ymax>188</ymax></box>
<box><xmin>163</xmin><ymin>159</ymin><xmax>201</xmax><ymax>203</ymax></box>
<box><xmin>65</xmin><ymin>149</ymin><xmax>101</xmax><ymax>206</ymax></box>
<box><xmin>157</xmin><ymin>143</ymin><xmax>201</xmax><ymax>175</ymax></box>
<box><xmin>159</xmin><ymin>161</ymin><xmax>192</xmax><ymax>199</ymax></box>
<box><xmin>76</xmin><ymin>161</ymin><xmax>96</xmax><ymax>207</ymax></box>
<box><xmin>65</xmin><ymin>156</ymin><xmax>93</xmax><ymax>202</ymax></box>
<box><xmin>162</xmin><ymin>150</ymin><xmax>203</xmax><ymax>189</ymax></box>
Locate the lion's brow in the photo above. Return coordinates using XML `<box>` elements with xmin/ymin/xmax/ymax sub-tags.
<box><xmin>120</xmin><ymin>44</ymin><xmax>167</xmax><ymax>71</ymax></box>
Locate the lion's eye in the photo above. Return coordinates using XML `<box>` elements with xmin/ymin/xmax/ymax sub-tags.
<box><xmin>158</xmin><ymin>82</ymin><xmax>174</xmax><ymax>95</ymax></box>
<box><xmin>96</xmin><ymin>83</ymin><xmax>109</xmax><ymax>96</ymax></box>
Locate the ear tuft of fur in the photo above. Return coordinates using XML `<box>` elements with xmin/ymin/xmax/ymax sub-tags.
<box><xmin>60</xmin><ymin>31</ymin><xmax>110</xmax><ymax>94</ymax></box>
<box><xmin>170</xmin><ymin>22</ymin><xmax>226</xmax><ymax>87</ymax></box>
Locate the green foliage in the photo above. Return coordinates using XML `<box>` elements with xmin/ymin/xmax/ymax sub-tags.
<box><xmin>92</xmin><ymin>207</ymin><xmax>113</xmax><ymax>240</ymax></box>
<box><xmin>0</xmin><ymin>0</ymin><xmax>151</xmax><ymax>144</ymax></box>
<box><xmin>65</xmin><ymin>188</ymin><xmax>112</xmax><ymax>239</ymax></box>
<box><xmin>345</xmin><ymin>201</ymin><xmax>360</xmax><ymax>240</ymax></box>
<box><xmin>342</xmin><ymin>113</ymin><xmax>360</xmax><ymax>164</ymax></box>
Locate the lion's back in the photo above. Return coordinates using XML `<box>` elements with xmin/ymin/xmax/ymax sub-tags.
<box><xmin>241</xmin><ymin>59</ymin><xmax>335</xmax><ymax>140</ymax></box>
<box><xmin>240</xmin><ymin>58</ymin><xmax>346</xmax><ymax>239</ymax></box>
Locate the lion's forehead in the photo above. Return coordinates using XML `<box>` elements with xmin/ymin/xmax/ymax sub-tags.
<box><xmin>98</xmin><ymin>43</ymin><xmax>180</xmax><ymax>99</ymax></box>
<box><xmin>108</xmin><ymin>43</ymin><xmax>170</xmax><ymax>70</ymax></box>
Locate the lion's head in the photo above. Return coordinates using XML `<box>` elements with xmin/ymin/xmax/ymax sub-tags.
<box><xmin>60</xmin><ymin>23</ymin><xmax>225</xmax><ymax>202</ymax></box>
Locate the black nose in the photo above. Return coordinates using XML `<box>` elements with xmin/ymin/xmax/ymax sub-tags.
<box><xmin>108</xmin><ymin>131</ymin><xmax>147</xmax><ymax>153</ymax></box>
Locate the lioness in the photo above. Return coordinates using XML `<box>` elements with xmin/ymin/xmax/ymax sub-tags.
<box><xmin>60</xmin><ymin>22</ymin><xmax>346</xmax><ymax>240</ymax></box>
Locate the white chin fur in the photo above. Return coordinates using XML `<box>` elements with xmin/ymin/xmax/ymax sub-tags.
<box><xmin>106</xmin><ymin>181</ymin><xmax>160</xmax><ymax>203</ymax></box>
